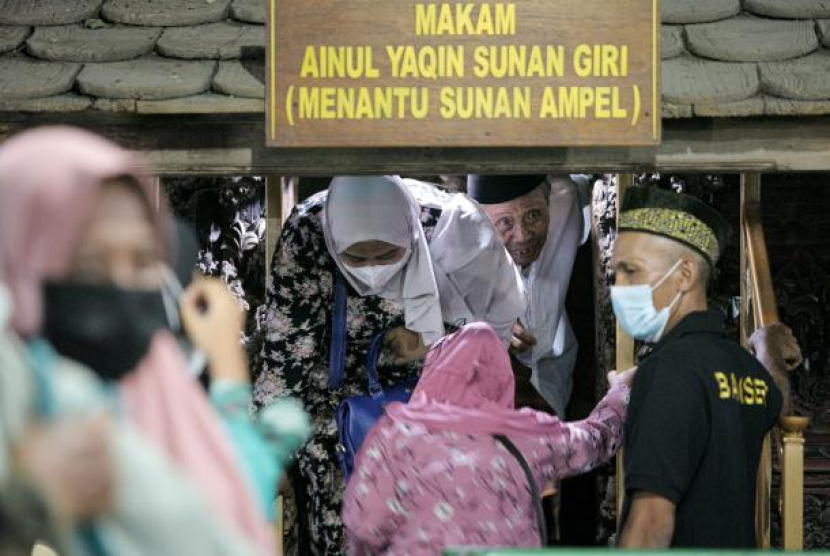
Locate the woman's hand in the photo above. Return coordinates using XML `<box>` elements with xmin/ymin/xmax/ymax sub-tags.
<box><xmin>384</xmin><ymin>326</ymin><xmax>428</xmax><ymax>365</ymax></box>
<box><xmin>16</xmin><ymin>416</ymin><xmax>113</xmax><ymax>521</ymax></box>
<box><xmin>180</xmin><ymin>278</ymin><xmax>249</xmax><ymax>383</ymax></box>
<box><xmin>608</xmin><ymin>366</ymin><xmax>637</xmax><ymax>389</ymax></box>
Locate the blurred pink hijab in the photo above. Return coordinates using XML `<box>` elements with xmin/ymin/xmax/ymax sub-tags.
<box><xmin>0</xmin><ymin>126</ymin><xmax>273</xmax><ymax>553</ymax></box>
<box><xmin>387</xmin><ymin>322</ymin><xmax>559</xmax><ymax>436</ymax></box>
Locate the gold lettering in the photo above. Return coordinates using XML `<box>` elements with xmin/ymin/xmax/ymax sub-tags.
<box><xmin>573</xmin><ymin>45</ymin><xmax>593</xmax><ymax>78</ymax></box>
<box><xmin>439</xmin><ymin>87</ymin><xmax>530</xmax><ymax>119</ymax></box>
<box><xmin>415</xmin><ymin>3</ymin><xmax>435</xmax><ymax>35</ymax></box>
<box><xmin>472</xmin><ymin>45</ymin><xmax>564</xmax><ymax>78</ymax></box>
<box><xmin>296</xmin><ymin>87</ymin><xmax>429</xmax><ymax>120</ymax></box>
<box><xmin>387</xmin><ymin>46</ymin><xmax>464</xmax><ymax>79</ymax></box>
<box><xmin>712</xmin><ymin>372</ymin><xmax>770</xmax><ymax>406</ymax></box>
<box><xmin>300</xmin><ymin>46</ymin><xmax>319</xmax><ymax>78</ymax></box>
<box><xmin>299</xmin><ymin>46</ymin><xmax>378</xmax><ymax>79</ymax></box>
<box><xmin>742</xmin><ymin>377</ymin><xmax>756</xmax><ymax>405</ymax></box>
<box><xmin>494</xmin><ymin>3</ymin><xmax>516</xmax><ymax>34</ymax></box>
<box><xmin>298</xmin><ymin>86</ymin><xmax>319</xmax><ymax>118</ymax></box>
<box><xmin>414</xmin><ymin>3</ymin><xmax>515</xmax><ymax>36</ymax></box>
<box><xmin>714</xmin><ymin>372</ymin><xmax>730</xmax><ymax>399</ymax></box>
<box><xmin>573</xmin><ymin>44</ymin><xmax>629</xmax><ymax>77</ymax></box>
<box><xmin>754</xmin><ymin>379</ymin><xmax>768</xmax><ymax>406</ymax></box>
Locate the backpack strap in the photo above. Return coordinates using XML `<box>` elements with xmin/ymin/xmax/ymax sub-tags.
<box><xmin>494</xmin><ymin>434</ymin><xmax>548</xmax><ymax>547</ymax></box>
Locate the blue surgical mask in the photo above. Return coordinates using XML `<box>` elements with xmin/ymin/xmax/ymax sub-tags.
<box><xmin>610</xmin><ymin>260</ymin><xmax>683</xmax><ymax>343</ymax></box>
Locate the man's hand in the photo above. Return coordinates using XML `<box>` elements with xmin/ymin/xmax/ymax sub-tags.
<box><xmin>618</xmin><ymin>492</ymin><xmax>675</xmax><ymax>548</ymax></box>
<box><xmin>384</xmin><ymin>326</ymin><xmax>428</xmax><ymax>365</ymax></box>
<box><xmin>510</xmin><ymin>321</ymin><xmax>537</xmax><ymax>353</ymax></box>
<box><xmin>748</xmin><ymin>323</ymin><xmax>803</xmax><ymax>374</ymax></box>
<box><xmin>16</xmin><ymin>417</ymin><xmax>113</xmax><ymax>522</ymax></box>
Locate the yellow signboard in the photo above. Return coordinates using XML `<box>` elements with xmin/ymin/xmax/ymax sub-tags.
<box><xmin>267</xmin><ymin>0</ymin><xmax>660</xmax><ymax>147</ymax></box>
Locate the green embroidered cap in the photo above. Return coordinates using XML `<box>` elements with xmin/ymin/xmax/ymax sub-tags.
<box><xmin>619</xmin><ymin>187</ymin><xmax>731</xmax><ymax>266</ymax></box>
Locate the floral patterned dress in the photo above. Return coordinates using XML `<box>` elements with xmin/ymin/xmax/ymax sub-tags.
<box><xmin>254</xmin><ymin>191</ymin><xmax>442</xmax><ymax>556</ymax></box>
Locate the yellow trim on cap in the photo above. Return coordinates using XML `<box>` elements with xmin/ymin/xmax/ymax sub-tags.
<box><xmin>620</xmin><ymin>208</ymin><xmax>719</xmax><ymax>263</ymax></box>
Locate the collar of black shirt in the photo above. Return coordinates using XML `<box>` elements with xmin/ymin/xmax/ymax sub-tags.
<box><xmin>644</xmin><ymin>309</ymin><xmax>726</xmax><ymax>358</ymax></box>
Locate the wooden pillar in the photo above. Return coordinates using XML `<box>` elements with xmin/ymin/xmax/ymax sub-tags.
<box><xmin>739</xmin><ymin>175</ymin><xmax>756</xmax><ymax>350</ymax></box>
<box><xmin>615</xmin><ymin>174</ymin><xmax>635</xmax><ymax>522</ymax></box>
<box><xmin>153</xmin><ymin>176</ymin><xmax>162</xmax><ymax>211</ymax></box>
<box><xmin>281</xmin><ymin>176</ymin><xmax>299</xmax><ymax>223</ymax></box>
<box><xmin>742</xmin><ymin>174</ymin><xmax>772</xmax><ymax>550</ymax></box>
<box><xmin>780</xmin><ymin>416</ymin><xmax>809</xmax><ymax>550</ymax></box>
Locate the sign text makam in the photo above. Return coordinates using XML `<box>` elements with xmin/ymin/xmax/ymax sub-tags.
<box><xmin>267</xmin><ymin>0</ymin><xmax>659</xmax><ymax>147</ymax></box>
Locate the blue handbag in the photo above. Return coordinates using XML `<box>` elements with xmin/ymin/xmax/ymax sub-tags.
<box><xmin>328</xmin><ymin>271</ymin><xmax>418</xmax><ymax>482</ymax></box>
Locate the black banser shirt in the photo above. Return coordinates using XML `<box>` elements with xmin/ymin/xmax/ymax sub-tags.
<box><xmin>620</xmin><ymin>310</ymin><xmax>782</xmax><ymax>548</ymax></box>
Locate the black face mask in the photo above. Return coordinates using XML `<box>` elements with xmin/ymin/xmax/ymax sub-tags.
<box><xmin>42</xmin><ymin>282</ymin><xmax>170</xmax><ymax>381</ymax></box>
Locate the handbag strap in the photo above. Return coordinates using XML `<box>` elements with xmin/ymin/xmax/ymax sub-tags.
<box><xmin>365</xmin><ymin>330</ymin><xmax>386</xmax><ymax>399</ymax></box>
<box><xmin>328</xmin><ymin>269</ymin><xmax>349</xmax><ymax>389</ymax></box>
<box><xmin>328</xmin><ymin>269</ymin><xmax>389</xmax><ymax>397</ymax></box>
<box><xmin>494</xmin><ymin>434</ymin><xmax>548</xmax><ymax>547</ymax></box>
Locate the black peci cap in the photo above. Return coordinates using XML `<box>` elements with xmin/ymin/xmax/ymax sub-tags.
<box><xmin>466</xmin><ymin>175</ymin><xmax>547</xmax><ymax>205</ymax></box>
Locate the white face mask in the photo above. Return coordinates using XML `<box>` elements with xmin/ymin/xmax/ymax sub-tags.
<box><xmin>345</xmin><ymin>248</ymin><xmax>410</xmax><ymax>294</ymax></box>
<box><xmin>610</xmin><ymin>259</ymin><xmax>683</xmax><ymax>343</ymax></box>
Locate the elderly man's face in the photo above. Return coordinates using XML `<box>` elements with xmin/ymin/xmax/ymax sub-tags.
<box><xmin>482</xmin><ymin>186</ymin><xmax>550</xmax><ymax>268</ymax></box>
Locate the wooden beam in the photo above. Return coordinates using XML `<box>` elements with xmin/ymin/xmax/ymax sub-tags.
<box><xmin>615</xmin><ymin>174</ymin><xmax>635</xmax><ymax>524</ymax></box>
<box><xmin>4</xmin><ymin>114</ymin><xmax>830</xmax><ymax>173</ymax></box>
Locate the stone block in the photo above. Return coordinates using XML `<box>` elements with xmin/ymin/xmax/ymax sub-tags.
<box><xmin>662</xmin><ymin>0</ymin><xmax>740</xmax><ymax>24</ymax></box>
<box><xmin>0</xmin><ymin>56</ymin><xmax>81</xmax><ymax>99</ymax></box>
<box><xmin>0</xmin><ymin>0</ymin><xmax>102</xmax><ymax>26</ymax></box>
<box><xmin>231</xmin><ymin>0</ymin><xmax>265</xmax><ymax>24</ymax></box>
<box><xmin>662</xmin><ymin>56</ymin><xmax>759</xmax><ymax>104</ymax></box>
<box><xmin>157</xmin><ymin>21</ymin><xmax>264</xmax><ymax>59</ymax></box>
<box><xmin>101</xmin><ymin>0</ymin><xmax>230</xmax><ymax>27</ymax></box>
<box><xmin>686</xmin><ymin>17</ymin><xmax>817</xmax><ymax>62</ymax></box>
<box><xmin>77</xmin><ymin>56</ymin><xmax>216</xmax><ymax>99</ymax></box>
<box><xmin>27</xmin><ymin>24</ymin><xmax>160</xmax><ymax>62</ymax></box>
<box><xmin>213</xmin><ymin>60</ymin><xmax>263</xmax><ymax>98</ymax></box>
<box><xmin>0</xmin><ymin>26</ymin><xmax>30</xmax><ymax>53</ymax></box>
<box><xmin>760</xmin><ymin>51</ymin><xmax>830</xmax><ymax>100</ymax></box>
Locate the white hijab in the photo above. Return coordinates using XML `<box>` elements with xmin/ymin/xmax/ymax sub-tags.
<box><xmin>322</xmin><ymin>176</ymin><xmax>445</xmax><ymax>346</ymax></box>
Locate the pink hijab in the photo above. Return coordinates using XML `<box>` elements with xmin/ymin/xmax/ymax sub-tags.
<box><xmin>0</xmin><ymin>126</ymin><xmax>273</xmax><ymax>554</ymax></box>
<box><xmin>386</xmin><ymin>322</ymin><xmax>560</xmax><ymax>436</ymax></box>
